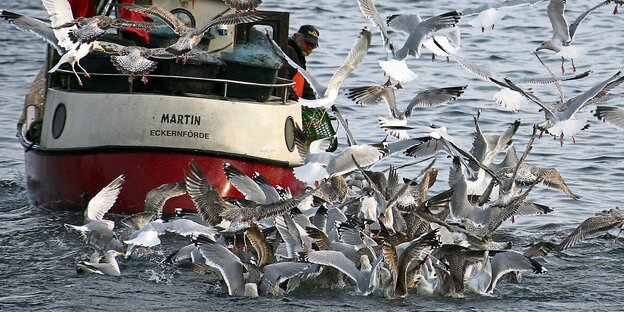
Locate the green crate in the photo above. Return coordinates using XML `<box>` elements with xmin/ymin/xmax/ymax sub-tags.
<box><xmin>301</xmin><ymin>107</ymin><xmax>338</xmax><ymax>152</ymax></box>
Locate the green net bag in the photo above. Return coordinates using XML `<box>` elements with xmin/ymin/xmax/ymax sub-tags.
<box><xmin>301</xmin><ymin>107</ymin><xmax>338</xmax><ymax>152</ymax></box>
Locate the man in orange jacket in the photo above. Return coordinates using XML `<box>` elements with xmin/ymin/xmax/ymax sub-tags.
<box><xmin>283</xmin><ymin>25</ymin><xmax>319</xmax><ymax>100</ymax></box>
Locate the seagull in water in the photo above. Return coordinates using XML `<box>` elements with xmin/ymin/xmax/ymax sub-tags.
<box><xmin>76</xmin><ymin>250</ymin><xmax>125</xmax><ymax>276</ymax></box>
<box><xmin>536</xmin><ymin>0</ymin><xmax>610</xmax><ymax>73</ymax></box>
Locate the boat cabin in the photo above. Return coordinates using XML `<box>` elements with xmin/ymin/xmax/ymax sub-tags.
<box><xmin>19</xmin><ymin>0</ymin><xmax>337</xmax><ymax>213</ymax></box>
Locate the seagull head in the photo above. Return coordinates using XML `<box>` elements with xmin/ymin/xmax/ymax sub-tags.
<box><xmin>535</xmin><ymin>41</ymin><xmax>559</xmax><ymax>53</ymax></box>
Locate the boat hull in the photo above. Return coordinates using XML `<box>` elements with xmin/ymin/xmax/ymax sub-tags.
<box><xmin>24</xmin><ymin>148</ymin><xmax>304</xmax><ymax>214</ymax></box>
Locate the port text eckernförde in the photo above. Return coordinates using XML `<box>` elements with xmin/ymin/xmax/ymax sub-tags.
<box><xmin>149</xmin><ymin>129</ymin><xmax>210</xmax><ymax>140</ymax></box>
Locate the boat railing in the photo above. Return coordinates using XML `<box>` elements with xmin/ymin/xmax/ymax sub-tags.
<box><xmin>52</xmin><ymin>69</ymin><xmax>296</xmax><ymax>104</ymax></box>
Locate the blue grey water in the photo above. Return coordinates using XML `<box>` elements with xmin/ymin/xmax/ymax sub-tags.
<box><xmin>1</xmin><ymin>0</ymin><xmax>623</xmax><ymax>310</ymax></box>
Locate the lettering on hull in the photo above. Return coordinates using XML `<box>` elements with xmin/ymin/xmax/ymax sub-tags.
<box><xmin>149</xmin><ymin>129</ymin><xmax>210</xmax><ymax>140</ymax></box>
<box><xmin>160</xmin><ymin>114</ymin><xmax>201</xmax><ymax>126</ymax></box>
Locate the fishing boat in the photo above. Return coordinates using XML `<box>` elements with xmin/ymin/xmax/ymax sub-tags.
<box><xmin>17</xmin><ymin>0</ymin><xmax>336</xmax><ymax>214</ymax></box>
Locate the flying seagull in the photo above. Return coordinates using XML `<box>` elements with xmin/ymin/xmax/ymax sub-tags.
<box><xmin>117</xmin><ymin>4</ymin><xmax>266</xmax><ymax>56</ymax></box>
<box><xmin>536</xmin><ymin>0</ymin><xmax>610</xmax><ymax>73</ymax></box>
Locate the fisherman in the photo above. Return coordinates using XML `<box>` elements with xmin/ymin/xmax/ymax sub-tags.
<box><xmin>283</xmin><ymin>25</ymin><xmax>320</xmax><ymax>100</ymax></box>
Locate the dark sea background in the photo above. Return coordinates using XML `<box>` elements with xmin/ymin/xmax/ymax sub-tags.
<box><xmin>1</xmin><ymin>0</ymin><xmax>624</xmax><ymax>311</ymax></box>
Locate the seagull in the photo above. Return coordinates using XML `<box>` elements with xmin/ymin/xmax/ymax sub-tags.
<box><xmin>194</xmin><ymin>235</ymin><xmax>259</xmax><ymax>297</ymax></box>
<box><xmin>594</xmin><ymin>106</ymin><xmax>624</xmax><ymax>129</ymax></box>
<box><xmin>121</xmin><ymin>181</ymin><xmax>187</xmax><ymax>231</ymax></box>
<box><xmin>292</xmin><ymin>123</ymin><xmax>425</xmax><ymax>184</ymax></box>
<box><xmin>271</xmin><ymin>27</ymin><xmax>372</xmax><ymax>109</ymax></box>
<box><xmin>355</xmin><ymin>0</ymin><xmax>394</xmax><ymax>53</ymax></box>
<box><xmin>381</xmin><ymin>230</ymin><xmax>441</xmax><ymax>298</ymax></box>
<box><xmin>535</xmin><ymin>0</ymin><xmax>610</xmax><ymax>73</ymax></box>
<box><xmin>495</xmin><ymin>70</ymin><xmax>623</xmax><ymax>144</ymax></box>
<box><xmin>555</xmin><ymin>207</ymin><xmax>624</xmax><ymax>251</ymax></box>
<box><xmin>92</xmin><ymin>41</ymin><xmax>178</xmax><ymax>83</ymax></box>
<box><xmin>64</xmin><ymin>175</ymin><xmax>125</xmax><ymax>252</ymax></box>
<box><xmin>610</xmin><ymin>0</ymin><xmax>624</xmax><ymax>14</ymax></box>
<box><xmin>259</xmin><ymin>262</ymin><xmax>312</xmax><ymax>296</ymax></box>
<box><xmin>303</xmin><ymin>250</ymin><xmax>384</xmax><ymax>295</ymax></box>
<box><xmin>0</xmin><ymin>5</ymin><xmax>91</xmax><ymax>86</ymax></box>
<box><xmin>41</xmin><ymin>0</ymin><xmax>96</xmax><ymax>86</ymax></box>
<box><xmin>466</xmin><ymin>250</ymin><xmax>547</xmax><ymax>295</ymax></box>
<box><xmin>223</xmin><ymin>162</ymin><xmax>280</xmax><ymax>204</ymax></box>
<box><xmin>461</xmin><ymin>0</ymin><xmax>545</xmax><ymax>32</ymax></box>
<box><xmin>76</xmin><ymin>250</ymin><xmax>126</xmax><ymax>276</ymax></box>
<box><xmin>421</xmin><ymin>27</ymin><xmax>461</xmax><ymax>61</ymax></box>
<box><xmin>52</xmin><ymin>15</ymin><xmax>161</xmax><ymax>44</ymax></box>
<box><xmin>495</xmin><ymin>145</ymin><xmax>580</xmax><ymax>199</ymax></box>
<box><xmin>222</xmin><ymin>0</ymin><xmax>262</xmax><ymax>11</ymax></box>
<box><xmin>345</xmin><ymin>84</ymin><xmax>466</xmax><ymax>139</ymax></box>
<box><xmin>379</xmin><ymin>11</ymin><xmax>462</xmax><ymax>86</ymax></box>
<box><xmin>124</xmin><ymin>219</ymin><xmax>218</xmax><ymax>257</ymax></box>
<box><xmin>436</xmin><ymin>40</ymin><xmax>591</xmax><ymax>112</ymax></box>
<box><xmin>117</xmin><ymin>4</ymin><xmax>267</xmax><ymax>56</ymax></box>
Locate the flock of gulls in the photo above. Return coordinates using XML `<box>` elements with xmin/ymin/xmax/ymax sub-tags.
<box><xmin>3</xmin><ymin>0</ymin><xmax>624</xmax><ymax>300</ymax></box>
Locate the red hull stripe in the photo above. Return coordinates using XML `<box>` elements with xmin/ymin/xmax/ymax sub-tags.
<box><xmin>25</xmin><ymin>150</ymin><xmax>304</xmax><ymax>214</ymax></box>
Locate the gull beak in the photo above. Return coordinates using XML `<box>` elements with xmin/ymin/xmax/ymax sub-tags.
<box><xmin>117</xmin><ymin>252</ymin><xmax>125</xmax><ymax>257</ymax></box>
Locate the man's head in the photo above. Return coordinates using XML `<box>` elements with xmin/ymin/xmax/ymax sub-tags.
<box><xmin>293</xmin><ymin>25</ymin><xmax>319</xmax><ymax>56</ymax></box>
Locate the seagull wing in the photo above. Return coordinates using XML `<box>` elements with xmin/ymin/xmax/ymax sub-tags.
<box><xmin>562</xmin><ymin>71</ymin><xmax>622</xmax><ymax>120</ymax></box>
<box><xmin>245</xmin><ymin>227</ymin><xmax>275</xmax><ymax>267</ymax></box>
<box><xmin>222</xmin><ymin>0</ymin><xmax>263</xmax><ymax>11</ymax></box>
<box><xmin>534</xmin><ymin>167</ymin><xmax>579</xmax><ymax>199</ymax></box>
<box><xmin>396</xmin><ymin>11</ymin><xmax>461</xmax><ymax>59</ymax></box>
<box><xmin>198</xmin><ymin>11</ymin><xmax>267</xmax><ymax>34</ymax></box>
<box><xmin>304</xmin><ymin>250</ymin><xmax>362</xmax><ymax>285</ymax></box>
<box><xmin>568</xmin><ymin>1</ymin><xmax>607</xmax><ymax>41</ymax></box>
<box><xmin>386</xmin><ymin>14</ymin><xmax>422</xmax><ymax>33</ymax></box>
<box><xmin>117</xmin><ymin>4</ymin><xmax>186</xmax><ymax>35</ymax></box>
<box><xmin>85</xmin><ymin>175</ymin><xmax>124</xmax><ymax>222</ymax></box>
<box><xmin>323</xmin><ymin>27</ymin><xmax>372</xmax><ymax>102</ymax></box>
<box><xmin>346</xmin><ymin>85</ymin><xmax>399</xmax><ymax>118</ymax></box>
<box><xmin>164</xmin><ymin>219</ymin><xmax>218</xmax><ymax>239</ymax></box>
<box><xmin>195</xmin><ymin>235</ymin><xmax>246</xmax><ymax>296</ymax></box>
<box><xmin>594</xmin><ymin>106</ymin><xmax>624</xmax><ymax>129</ymax></box>
<box><xmin>487</xmin><ymin>250</ymin><xmax>546</xmax><ymax>293</ymax></box>
<box><xmin>556</xmin><ymin>214</ymin><xmax>624</xmax><ymax>251</ymax></box>
<box><xmin>251</xmin><ymin>172</ymin><xmax>281</xmax><ymax>203</ymax></box>
<box><xmin>0</xmin><ymin>10</ymin><xmax>63</xmax><ymax>53</ymax></box>
<box><xmin>224</xmin><ymin>162</ymin><xmax>267</xmax><ymax>204</ymax></box>
<box><xmin>403</xmin><ymin>86</ymin><xmax>467</xmax><ymax>118</ymax></box>
<box><xmin>356</xmin><ymin>0</ymin><xmax>393</xmax><ymax>52</ymax></box>
<box><xmin>546</xmin><ymin>0</ymin><xmax>571</xmax><ymax>43</ymax></box>
<box><xmin>328</xmin><ymin>144</ymin><xmax>382</xmax><ymax>177</ymax></box>
<box><xmin>144</xmin><ymin>181</ymin><xmax>186</xmax><ymax>217</ymax></box>
<box><xmin>445</xmin><ymin>50</ymin><xmax>496</xmax><ymax>81</ymax></box>
<box><xmin>267</xmin><ymin>32</ymin><xmax>326</xmax><ymax>97</ymax></box>
<box><xmin>185</xmin><ymin>160</ymin><xmax>230</xmax><ymax>226</ymax></box>
<box><xmin>42</xmin><ymin>0</ymin><xmax>77</xmax><ymax>51</ymax></box>
<box><xmin>492</xmin><ymin>77</ymin><xmax>558</xmax><ymax>121</ymax></box>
